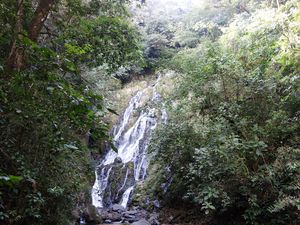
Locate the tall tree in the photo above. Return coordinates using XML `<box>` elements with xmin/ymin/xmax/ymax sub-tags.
<box><xmin>6</xmin><ymin>0</ymin><xmax>25</xmax><ymax>70</ymax></box>
<box><xmin>6</xmin><ymin>0</ymin><xmax>57</xmax><ymax>70</ymax></box>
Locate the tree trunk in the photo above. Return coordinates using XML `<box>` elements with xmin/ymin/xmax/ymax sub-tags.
<box><xmin>6</xmin><ymin>0</ymin><xmax>56</xmax><ymax>71</ymax></box>
<box><xmin>28</xmin><ymin>0</ymin><xmax>56</xmax><ymax>42</ymax></box>
<box><xmin>6</xmin><ymin>0</ymin><xmax>25</xmax><ymax>71</ymax></box>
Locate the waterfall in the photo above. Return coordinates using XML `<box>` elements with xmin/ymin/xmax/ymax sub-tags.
<box><xmin>92</xmin><ymin>74</ymin><xmax>167</xmax><ymax>209</ymax></box>
<box><xmin>92</xmin><ymin>167</ymin><xmax>112</xmax><ymax>208</ymax></box>
<box><xmin>120</xmin><ymin>186</ymin><xmax>134</xmax><ymax>208</ymax></box>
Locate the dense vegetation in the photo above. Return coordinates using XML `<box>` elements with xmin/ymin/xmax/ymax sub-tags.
<box><xmin>1</xmin><ymin>0</ymin><xmax>299</xmax><ymax>225</ymax></box>
<box><xmin>0</xmin><ymin>0</ymin><xmax>142</xmax><ymax>224</ymax></box>
<box><xmin>148</xmin><ymin>0</ymin><xmax>300</xmax><ymax>224</ymax></box>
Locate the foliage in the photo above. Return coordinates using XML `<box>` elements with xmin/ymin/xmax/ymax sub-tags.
<box><xmin>131</xmin><ymin>0</ymin><xmax>255</xmax><ymax>70</ymax></box>
<box><xmin>0</xmin><ymin>0</ymin><xmax>143</xmax><ymax>224</ymax></box>
<box><xmin>58</xmin><ymin>15</ymin><xmax>143</xmax><ymax>72</ymax></box>
<box><xmin>149</xmin><ymin>1</ymin><xmax>300</xmax><ymax>224</ymax></box>
<box><xmin>0</xmin><ymin>69</ymin><xmax>102</xmax><ymax>224</ymax></box>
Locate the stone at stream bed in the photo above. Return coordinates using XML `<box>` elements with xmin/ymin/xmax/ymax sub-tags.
<box><xmin>102</xmin><ymin>223</ymin><xmax>130</xmax><ymax>225</ymax></box>
<box><xmin>123</xmin><ymin>213</ymin><xmax>138</xmax><ymax>220</ymax></box>
<box><xmin>122</xmin><ymin>211</ymin><xmax>139</xmax><ymax>223</ymax></box>
<box><xmin>82</xmin><ymin>204</ymin><xmax>102</xmax><ymax>224</ymax></box>
<box><xmin>131</xmin><ymin>219</ymin><xmax>151</xmax><ymax>225</ymax></box>
<box><xmin>153</xmin><ymin>200</ymin><xmax>160</xmax><ymax>209</ymax></box>
<box><xmin>98</xmin><ymin>205</ymin><xmax>157</xmax><ymax>225</ymax></box>
<box><xmin>123</xmin><ymin>210</ymin><xmax>138</xmax><ymax>215</ymax></box>
<box><xmin>114</xmin><ymin>157</ymin><xmax>123</xmax><ymax>164</ymax></box>
<box><xmin>123</xmin><ymin>215</ymin><xmax>139</xmax><ymax>223</ymax></box>
<box><xmin>112</xmin><ymin>204</ymin><xmax>125</xmax><ymax>212</ymax></box>
<box><xmin>148</xmin><ymin>213</ymin><xmax>160</xmax><ymax>225</ymax></box>
<box><xmin>98</xmin><ymin>207</ymin><xmax>137</xmax><ymax>223</ymax></box>
<box><xmin>101</xmin><ymin>211</ymin><xmax>122</xmax><ymax>222</ymax></box>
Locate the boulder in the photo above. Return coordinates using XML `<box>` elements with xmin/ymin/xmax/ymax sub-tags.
<box><xmin>123</xmin><ymin>214</ymin><xmax>139</xmax><ymax>223</ymax></box>
<box><xmin>114</xmin><ymin>157</ymin><xmax>123</xmax><ymax>164</ymax></box>
<box><xmin>131</xmin><ymin>218</ymin><xmax>151</xmax><ymax>225</ymax></box>
<box><xmin>102</xmin><ymin>211</ymin><xmax>122</xmax><ymax>222</ymax></box>
<box><xmin>83</xmin><ymin>204</ymin><xmax>102</xmax><ymax>224</ymax></box>
<box><xmin>148</xmin><ymin>213</ymin><xmax>160</xmax><ymax>225</ymax></box>
<box><xmin>124</xmin><ymin>210</ymin><xmax>138</xmax><ymax>215</ymax></box>
<box><xmin>122</xmin><ymin>209</ymin><xmax>144</xmax><ymax>223</ymax></box>
<box><xmin>112</xmin><ymin>204</ymin><xmax>125</xmax><ymax>212</ymax></box>
<box><xmin>153</xmin><ymin>200</ymin><xmax>160</xmax><ymax>209</ymax></box>
<box><xmin>123</xmin><ymin>213</ymin><xmax>136</xmax><ymax>219</ymax></box>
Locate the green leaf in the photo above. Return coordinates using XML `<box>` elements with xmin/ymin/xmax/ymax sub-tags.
<box><xmin>0</xmin><ymin>175</ymin><xmax>23</xmax><ymax>187</ymax></box>
<box><xmin>63</xmin><ymin>61</ymin><xmax>77</xmax><ymax>72</ymax></box>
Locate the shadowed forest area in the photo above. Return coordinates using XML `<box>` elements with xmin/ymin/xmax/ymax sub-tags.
<box><xmin>0</xmin><ymin>0</ymin><xmax>299</xmax><ymax>225</ymax></box>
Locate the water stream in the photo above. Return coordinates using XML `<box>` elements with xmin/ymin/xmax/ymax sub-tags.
<box><xmin>92</xmin><ymin>74</ymin><xmax>167</xmax><ymax>209</ymax></box>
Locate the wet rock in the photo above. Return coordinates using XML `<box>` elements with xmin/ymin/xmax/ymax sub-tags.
<box><xmin>153</xmin><ymin>200</ymin><xmax>160</xmax><ymax>209</ymax></box>
<box><xmin>112</xmin><ymin>204</ymin><xmax>125</xmax><ymax>212</ymax></box>
<box><xmin>131</xmin><ymin>218</ymin><xmax>151</xmax><ymax>225</ymax></box>
<box><xmin>123</xmin><ymin>213</ymin><xmax>137</xmax><ymax>219</ymax></box>
<box><xmin>124</xmin><ymin>213</ymin><xmax>136</xmax><ymax>218</ymax></box>
<box><xmin>149</xmin><ymin>213</ymin><xmax>160</xmax><ymax>225</ymax></box>
<box><xmin>114</xmin><ymin>157</ymin><xmax>123</xmax><ymax>164</ymax></box>
<box><xmin>103</xmin><ymin>211</ymin><xmax>122</xmax><ymax>222</ymax></box>
<box><xmin>81</xmin><ymin>204</ymin><xmax>102</xmax><ymax>224</ymax></box>
<box><xmin>121</xmin><ymin>209</ymin><xmax>139</xmax><ymax>223</ymax></box>
<box><xmin>124</xmin><ymin>216</ymin><xmax>139</xmax><ymax>223</ymax></box>
<box><xmin>124</xmin><ymin>210</ymin><xmax>138</xmax><ymax>215</ymax></box>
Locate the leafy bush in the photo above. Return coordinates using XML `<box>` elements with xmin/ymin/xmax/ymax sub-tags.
<box><xmin>0</xmin><ymin>68</ymin><xmax>107</xmax><ymax>224</ymax></box>
<box><xmin>149</xmin><ymin>1</ymin><xmax>300</xmax><ymax>224</ymax></box>
<box><xmin>0</xmin><ymin>0</ymin><xmax>143</xmax><ymax>224</ymax></box>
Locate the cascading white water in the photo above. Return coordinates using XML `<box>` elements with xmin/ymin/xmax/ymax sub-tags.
<box><xmin>92</xmin><ymin>74</ymin><xmax>167</xmax><ymax>209</ymax></box>
<box><xmin>120</xmin><ymin>186</ymin><xmax>134</xmax><ymax>208</ymax></box>
<box><xmin>92</xmin><ymin>172</ymin><xmax>102</xmax><ymax>208</ymax></box>
<box><xmin>113</xmin><ymin>90</ymin><xmax>145</xmax><ymax>141</ymax></box>
<box><xmin>92</xmin><ymin>167</ymin><xmax>112</xmax><ymax>208</ymax></box>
